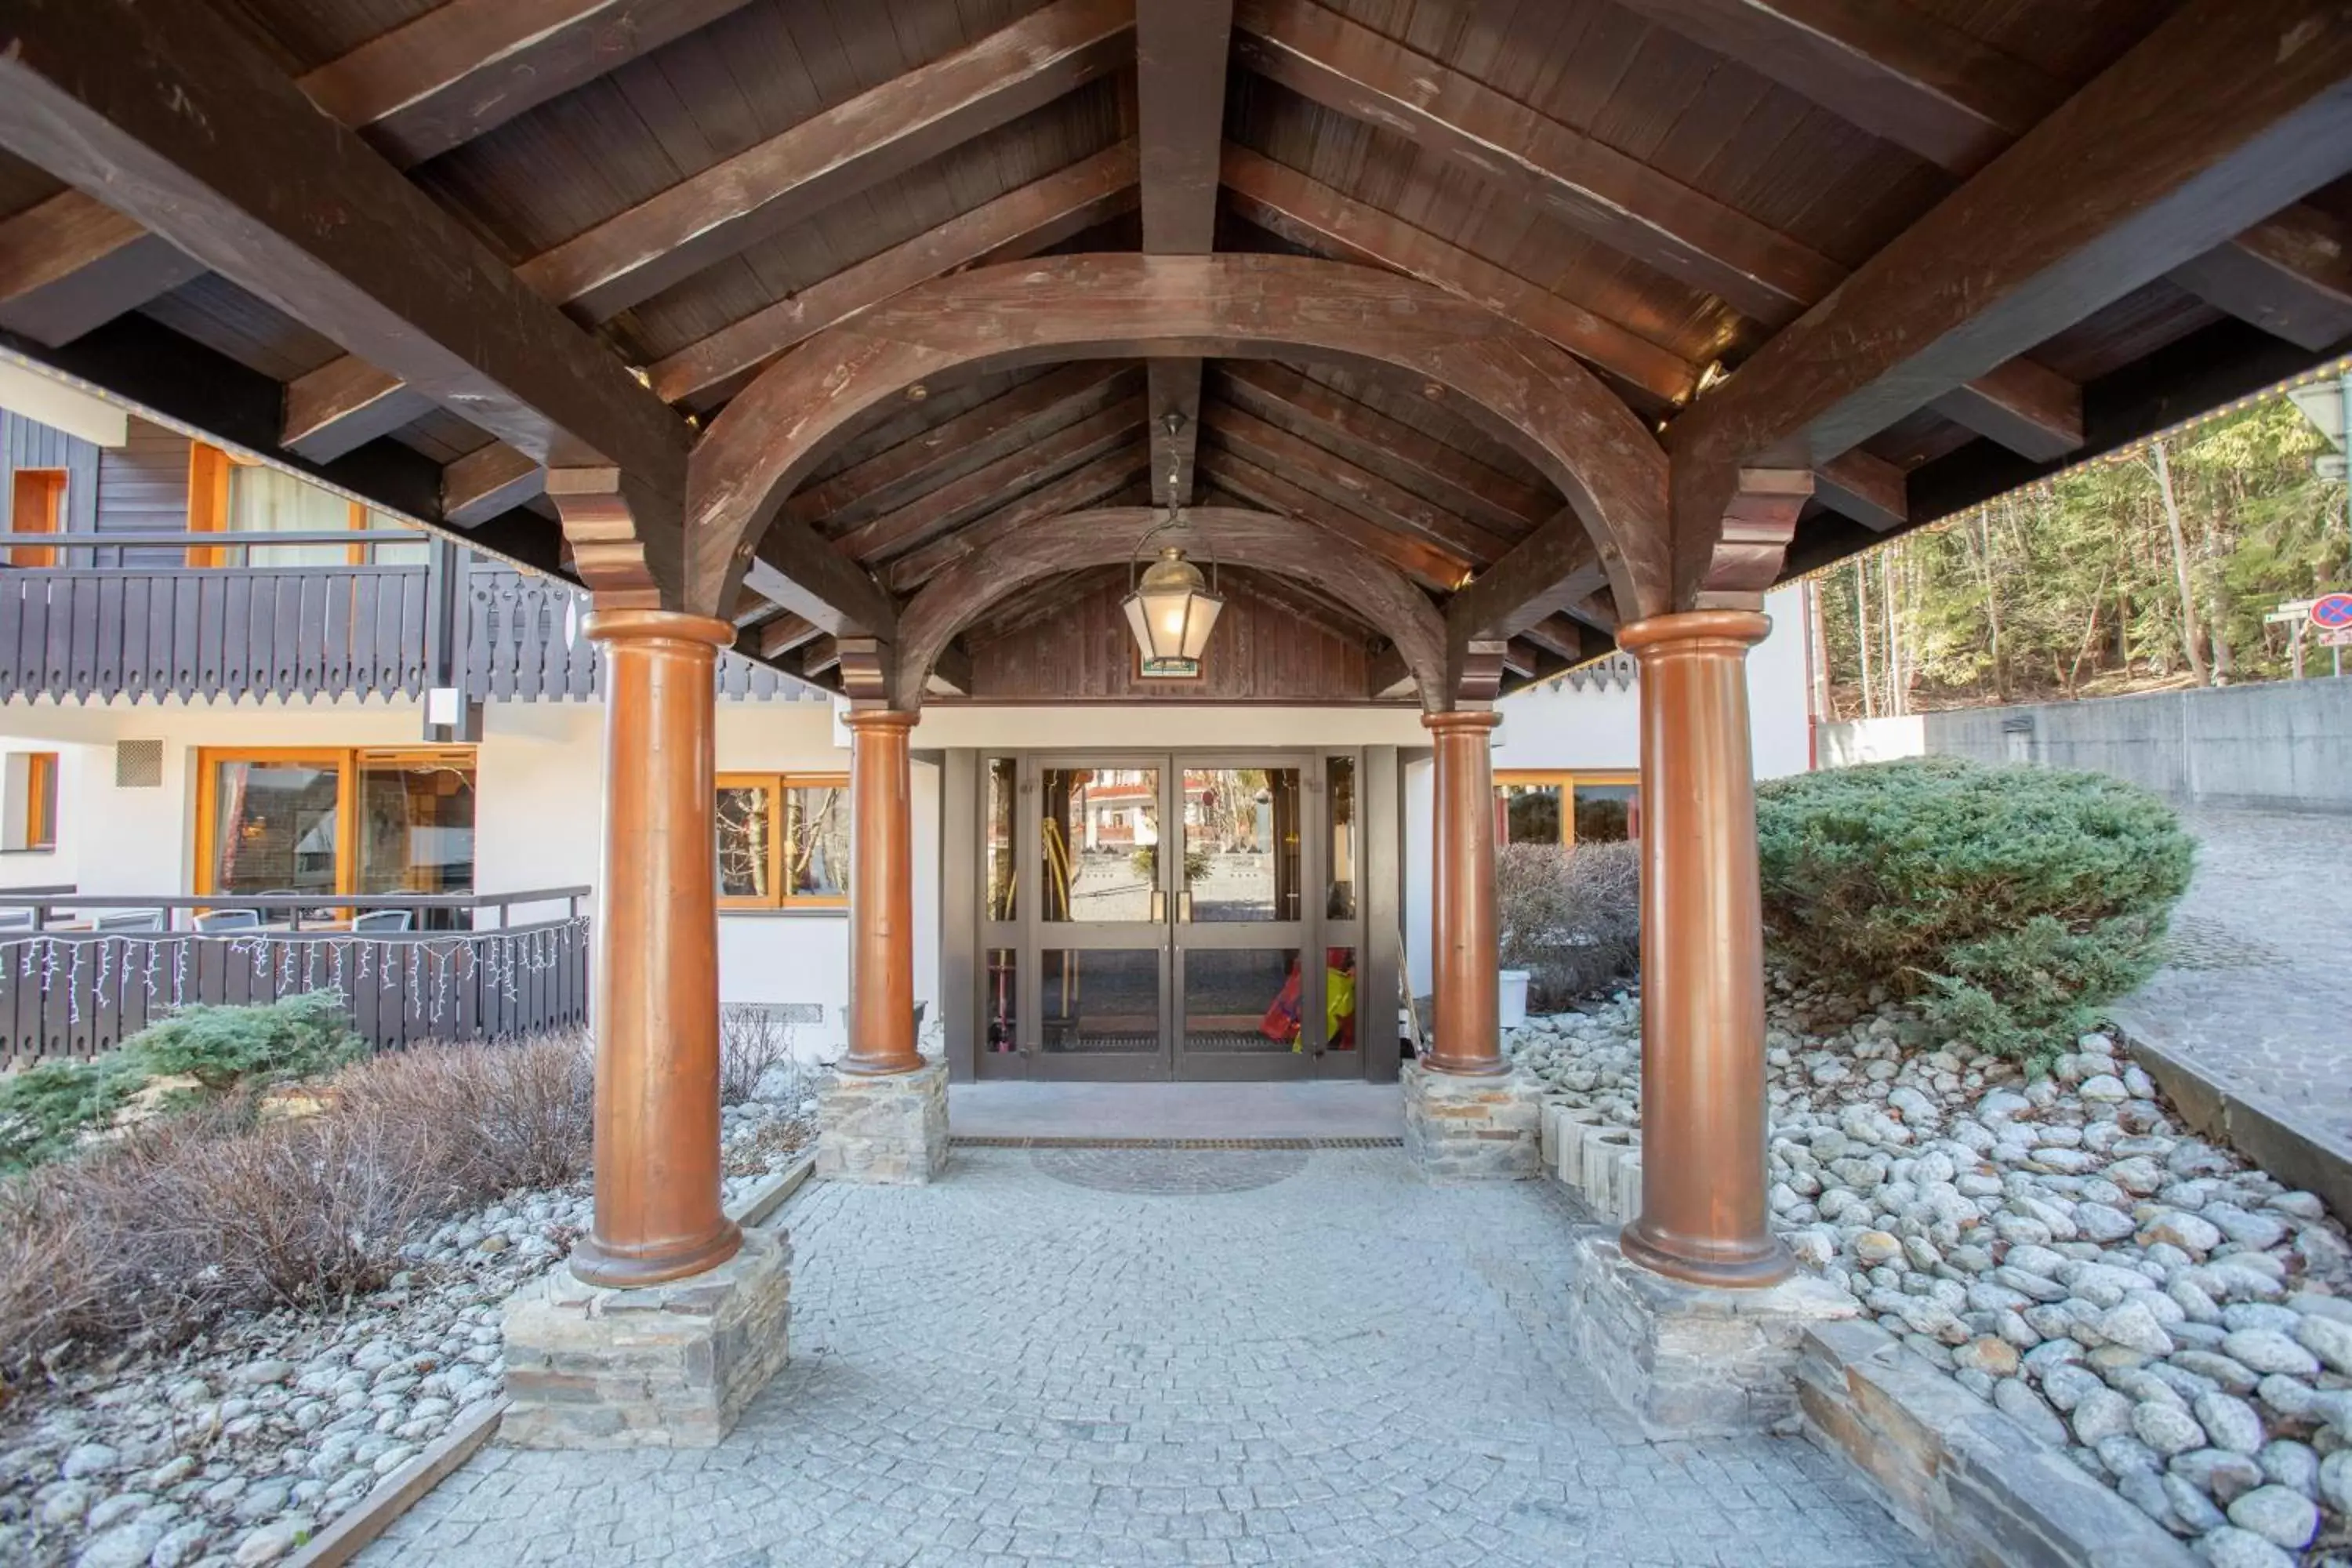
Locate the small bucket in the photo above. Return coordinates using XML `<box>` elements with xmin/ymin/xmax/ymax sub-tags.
<box><xmin>1498</xmin><ymin>968</ymin><xmax>1531</xmax><ymax>1029</ymax></box>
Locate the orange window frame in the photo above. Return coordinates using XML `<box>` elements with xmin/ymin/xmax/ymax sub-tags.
<box><xmin>189</xmin><ymin>444</ymin><xmax>372</xmax><ymax>566</ymax></box>
<box><xmin>717</xmin><ymin>771</ymin><xmax>849</xmax><ymax>909</ymax></box>
<box><xmin>193</xmin><ymin>745</ymin><xmax>475</xmax><ymax>898</ymax></box>
<box><xmin>9</xmin><ymin>469</ymin><xmax>64</xmax><ymax>567</ymax></box>
<box><xmin>22</xmin><ymin>752</ymin><xmax>56</xmax><ymax>849</ymax></box>
<box><xmin>1493</xmin><ymin>769</ymin><xmax>1639</xmax><ymax>847</ymax></box>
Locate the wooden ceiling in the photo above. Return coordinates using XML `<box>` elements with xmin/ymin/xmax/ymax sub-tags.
<box><xmin>1</xmin><ymin>0</ymin><xmax>2347</xmax><ymax>702</ymax></box>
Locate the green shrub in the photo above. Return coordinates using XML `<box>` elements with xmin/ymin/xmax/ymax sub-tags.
<box><xmin>1498</xmin><ymin>840</ymin><xmax>1641</xmax><ymax>1010</ymax></box>
<box><xmin>1755</xmin><ymin>757</ymin><xmax>2192</xmax><ymax>1058</ymax></box>
<box><xmin>125</xmin><ymin>990</ymin><xmax>361</xmax><ymax>1091</ymax></box>
<box><xmin>0</xmin><ymin>1057</ymin><xmax>144</xmax><ymax>1173</ymax></box>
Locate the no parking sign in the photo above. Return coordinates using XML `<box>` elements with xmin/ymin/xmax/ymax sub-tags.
<box><xmin>2313</xmin><ymin>593</ymin><xmax>2352</xmax><ymax>646</ymax></box>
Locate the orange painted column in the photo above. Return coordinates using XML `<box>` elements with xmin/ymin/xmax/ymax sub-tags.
<box><xmin>1423</xmin><ymin>710</ymin><xmax>1507</xmax><ymax>1075</ymax></box>
<box><xmin>571</xmin><ymin>609</ymin><xmax>741</xmax><ymax>1288</ymax></box>
<box><xmin>1617</xmin><ymin>610</ymin><xmax>1792</xmax><ymax>1288</ymax></box>
<box><xmin>840</xmin><ymin>710</ymin><xmax>923</xmax><ymax>1075</ymax></box>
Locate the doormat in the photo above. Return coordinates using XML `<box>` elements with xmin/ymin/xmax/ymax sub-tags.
<box><xmin>954</xmin><ymin>1135</ymin><xmax>1403</xmax><ymax>1149</ymax></box>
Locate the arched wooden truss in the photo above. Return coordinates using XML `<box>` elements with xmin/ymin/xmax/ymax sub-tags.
<box><xmin>895</xmin><ymin>506</ymin><xmax>1449</xmax><ymax>710</ymax></box>
<box><xmin>685</xmin><ymin>253</ymin><xmax>1670</xmax><ymax>628</ymax></box>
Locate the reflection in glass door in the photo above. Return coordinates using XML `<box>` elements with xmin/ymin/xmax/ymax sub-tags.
<box><xmin>1035</xmin><ymin>764</ymin><xmax>1167</xmax><ymax>1075</ymax></box>
<box><xmin>1174</xmin><ymin>762</ymin><xmax>1323</xmax><ymax>1080</ymax></box>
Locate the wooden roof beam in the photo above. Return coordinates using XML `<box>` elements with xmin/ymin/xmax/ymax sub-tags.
<box><xmin>1235</xmin><ymin>0</ymin><xmax>1843</xmax><ymax>327</ymax></box>
<box><xmin>0</xmin><ymin>0</ymin><xmax>695</xmax><ymax>599</ymax></box>
<box><xmin>1203</xmin><ymin>397</ymin><xmax>1519</xmax><ymax>564</ymax></box>
<box><xmin>1443</xmin><ymin>510</ymin><xmax>1610</xmax><ymax>645</ymax></box>
<box><xmin>1668</xmin><ymin>0</ymin><xmax>2352</xmax><ymax>604</ymax></box>
<box><xmin>757</xmin><ymin>612</ymin><xmax>822</xmax><ymax>660</ymax></box>
<box><xmin>881</xmin><ymin>448</ymin><xmax>1152</xmax><ymax>593</ymax></box>
<box><xmin>1617</xmin><ymin>0</ymin><xmax>2352</xmax><ymax>354</ymax></box>
<box><xmin>788</xmin><ymin>363</ymin><xmax>1141</xmax><ymax>532</ymax></box>
<box><xmin>1222</xmin><ymin>146</ymin><xmax>1696</xmax><ymax>408</ymax></box>
<box><xmin>1811</xmin><ymin>450</ymin><xmax>1905</xmax><ymax>534</ymax></box>
<box><xmin>1215</xmin><ymin>361</ymin><xmax>1555</xmax><ymax>536</ymax></box>
<box><xmin>0</xmin><ymin>0</ymin><xmax>754</xmax><ymax>353</ymax></box>
<box><xmin>1138</xmin><ymin>0</ymin><xmax>1233</xmax><ymax>506</ymax></box>
<box><xmin>299</xmin><ymin>0</ymin><xmax>760</xmax><ymax>170</ymax></box>
<box><xmin>832</xmin><ymin>394</ymin><xmax>1148</xmax><ymax>561</ymax></box>
<box><xmin>1198</xmin><ymin>447</ymin><xmax>1472</xmax><ymax>593</ymax></box>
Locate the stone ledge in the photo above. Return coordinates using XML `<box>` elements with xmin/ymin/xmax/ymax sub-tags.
<box><xmin>818</xmin><ymin>1058</ymin><xmax>949</xmax><ymax>1185</ymax></box>
<box><xmin>1798</xmin><ymin>1318</ymin><xmax>2198</xmax><ymax>1568</ymax></box>
<box><xmin>1400</xmin><ymin>1061</ymin><xmax>1539</xmax><ymax>1182</ymax></box>
<box><xmin>501</xmin><ymin>1227</ymin><xmax>791</xmax><ymax>1450</ymax></box>
<box><xmin>1566</xmin><ymin>1229</ymin><xmax>1858</xmax><ymax>1438</ymax></box>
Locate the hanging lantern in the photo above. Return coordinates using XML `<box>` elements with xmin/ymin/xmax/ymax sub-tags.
<box><xmin>1123</xmin><ymin>544</ymin><xmax>1223</xmax><ymax>676</ymax></box>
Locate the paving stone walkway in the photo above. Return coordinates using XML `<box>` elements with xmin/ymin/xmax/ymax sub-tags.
<box><xmin>366</xmin><ymin>1147</ymin><xmax>1928</xmax><ymax>1567</ymax></box>
<box><xmin>2116</xmin><ymin>806</ymin><xmax>2352</xmax><ymax>1156</ymax></box>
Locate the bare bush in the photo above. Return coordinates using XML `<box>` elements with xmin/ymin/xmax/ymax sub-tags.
<box><xmin>1497</xmin><ymin>840</ymin><xmax>1642</xmax><ymax>1011</ymax></box>
<box><xmin>720</xmin><ymin>1005</ymin><xmax>795</xmax><ymax>1105</ymax></box>
<box><xmin>336</xmin><ymin>1032</ymin><xmax>594</xmax><ymax>1196</ymax></box>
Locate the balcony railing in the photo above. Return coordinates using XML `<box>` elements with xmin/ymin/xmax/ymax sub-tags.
<box><xmin>0</xmin><ymin>537</ymin><xmax>822</xmax><ymax>706</ymax></box>
<box><xmin>0</xmin><ymin>887</ymin><xmax>590</xmax><ymax>1066</ymax></box>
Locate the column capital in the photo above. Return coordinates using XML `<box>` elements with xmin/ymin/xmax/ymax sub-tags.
<box><xmin>840</xmin><ymin>707</ymin><xmax>920</xmax><ymax>733</ymax></box>
<box><xmin>1421</xmin><ymin>710</ymin><xmax>1502</xmax><ymax>735</ymax></box>
<box><xmin>582</xmin><ymin>607</ymin><xmax>737</xmax><ymax>651</ymax></box>
<box><xmin>1617</xmin><ymin>608</ymin><xmax>1769</xmax><ymax>656</ymax></box>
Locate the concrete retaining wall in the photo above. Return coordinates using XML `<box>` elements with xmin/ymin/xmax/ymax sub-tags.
<box><xmin>1818</xmin><ymin>678</ymin><xmax>2352</xmax><ymax>813</ymax></box>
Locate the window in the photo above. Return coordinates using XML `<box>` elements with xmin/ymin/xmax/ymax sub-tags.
<box><xmin>717</xmin><ymin>773</ymin><xmax>848</xmax><ymax>909</ymax></box>
<box><xmin>9</xmin><ymin>469</ymin><xmax>64</xmax><ymax>567</ymax></box>
<box><xmin>1494</xmin><ymin>771</ymin><xmax>1640</xmax><ymax>847</ymax></box>
<box><xmin>196</xmin><ymin>747</ymin><xmax>476</xmax><ymax>900</ymax></box>
<box><xmin>5</xmin><ymin>752</ymin><xmax>59</xmax><ymax>851</ymax></box>
<box><xmin>188</xmin><ymin>442</ymin><xmax>430</xmax><ymax>567</ymax></box>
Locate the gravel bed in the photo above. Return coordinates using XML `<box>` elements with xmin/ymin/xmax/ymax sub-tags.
<box><xmin>1512</xmin><ymin>978</ymin><xmax>2352</xmax><ymax>1567</ymax></box>
<box><xmin>0</xmin><ymin>1094</ymin><xmax>815</xmax><ymax>1568</ymax></box>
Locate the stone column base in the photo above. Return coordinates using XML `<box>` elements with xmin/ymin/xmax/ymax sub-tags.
<box><xmin>1566</xmin><ymin>1229</ymin><xmax>1857</xmax><ymax>1438</ymax></box>
<box><xmin>1400</xmin><ymin>1060</ymin><xmax>1539</xmax><ymax>1181</ymax></box>
<box><xmin>817</xmin><ymin>1057</ymin><xmax>949</xmax><ymax>1184</ymax></box>
<box><xmin>502</xmin><ymin>1228</ymin><xmax>790</xmax><ymax>1450</ymax></box>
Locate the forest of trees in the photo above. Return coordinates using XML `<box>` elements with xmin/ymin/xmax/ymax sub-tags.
<box><xmin>1813</xmin><ymin>387</ymin><xmax>2351</xmax><ymax>720</ymax></box>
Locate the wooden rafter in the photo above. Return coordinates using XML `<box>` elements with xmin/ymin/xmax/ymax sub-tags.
<box><xmin>832</xmin><ymin>396</ymin><xmax>1148</xmax><ymax>561</ymax></box>
<box><xmin>0</xmin><ymin>192</ymin><xmax>202</xmax><ymax>347</ymax></box>
<box><xmin>1214</xmin><ymin>361</ymin><xmax>1555</xmax><ymax>536</ymax></box>
<box><xmin>1198</xmin><ymin>446</ymin><xmax>1471</xmax><ymax>593</ymax></box>
<box><xmin>1202</xmin><ymin>398</ymin><xmax>1519</xmax><ymax>564</ymax></box>
<box><xmin>1668</xmin><ymin>0</ymin><xmax>2352</xmax><ymax>604</ymax></box>
<box><xmin>0</xmin><ymin>0</ymin><xmax>695</xmax><ymax>593</ymax></box>
<box><xmin>1442</xmin><ymin>510</ymin><xmax>1608</xmax><ymax>645</ymax></box>
<box><xmin>788</xmin><ymin>364</ymin><xmax>1141</xmax><ymax>532</ymax></box>
<box><xmin>1617</xmin><ymin>0</ymin><xmax>2352</xmax><ymax>354</ymax></box>
<box><xmin>1137</xmin><ymin>0</ymin><xmax>1232</xmax><ymax>506</ymax></box>
<box><xmin>1221</xmin><ymin>146</ymin><xmax>1697</xmax><ymax>407</ymax></box>
<box><xmin>880</xmin><ymin>448</ymin><xmax>1152</xmax><ymax>593</ymax></box>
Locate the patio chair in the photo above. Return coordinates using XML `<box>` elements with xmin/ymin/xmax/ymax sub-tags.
<box><xmin>96</xmin><ymin>909</ymin><xmax>165</xmax><ymax>931</ymax></box>
<box><xmin>194</xmin><ymin>909</ymin><xmax>263</xmax><ymax>933</ymax></box>
<box><xmin>350</xmin><ymin>909</ymin><xmax>414</xmax><ymax>933</ymax></box>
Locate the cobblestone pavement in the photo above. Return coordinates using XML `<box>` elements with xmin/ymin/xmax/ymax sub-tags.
<box><xmin>2115</xmin><ymin>806</ymin><xmax>2352</xmax><ymax>1153</ymax></box>
<box><xmin>366</xmin><ymin>1148</ymin><xmax>1928</xmax><ymax>1567</ymax></box>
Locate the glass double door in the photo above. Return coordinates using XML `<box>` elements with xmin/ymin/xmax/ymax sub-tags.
<box><xmin>980</xmin><ymin>752</ymin><xmax>1363</xmax><ymax>1080</ymax></box>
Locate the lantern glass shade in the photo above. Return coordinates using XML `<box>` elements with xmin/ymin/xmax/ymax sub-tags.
<box><xmin>1123</xmin><ymin>546</ymin><xmax>1223</xmax><ymax>674</ymax></box>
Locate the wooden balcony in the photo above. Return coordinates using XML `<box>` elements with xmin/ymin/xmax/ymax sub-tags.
<box><xmin>0</xmin><ymin>535</ymin><xmax>821</xmax><ymax>706</ymax></box>
<box><xmin>0</xmin><ymin>886</ymin><xmax>590</xmax><ymax>1066</ymax></box>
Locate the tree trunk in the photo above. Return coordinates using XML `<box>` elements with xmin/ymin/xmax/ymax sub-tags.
<box><xmin>1881</xmin><ymin>550</ymin><xmax>1903</xmax><ymax>717</ymax></box>
<box><xmin>1976</xmin><ymin>507</ymin><xmax>2006</xmax><ymax>699</ymax></box>
<box><xmin>1806</xmin><ymin>579</ymin><xmax>1835</xmax><ymax>722</ymax></box>
<box><xmin>1854</xmin><ymin>558</ymin><xmax>1877</xmax><ymax>720</ymax></box>
<box><xmin>2150</xmin><ymin>437</ymin><xmax>2209</xmax><ymax>685</ymax></box>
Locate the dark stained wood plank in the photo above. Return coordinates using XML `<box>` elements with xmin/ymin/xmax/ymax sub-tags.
<box><xmin>1811</xmin><ymin>449</ymin><xmax>1905</xmax><ymax>533</ymax></box>
<box><xmin>1199</xmin><ymin>446</ymin><xmax>1468</xmax><ymax>593</ymax></box>
<box><xmin>833</xmin><ymin>394</ymin><xmax>1147</xmax><ymax>561</ymax></box>
<box><xmin>1606</xmin><ymin>0</ymin><xmax>2063</xmax><ymax>178</ymax></box>
<box><xmin>880</xmin><ymin>447</ymin><xmax>1152</xmax><ymax>593</ymax></box>
<box><xmin>757</xmin><ymin>610</ymin><xmax>820</xmax><ymax>659</ymax></box>
<box><xmin>1138</xmin><ymin>0</ymin><xmax>1232</xmax><ymax>505</ymax></box>
<box><xmin>1235</xmin><ymin>0</ymin><xmax>1846</xmax><ymax>326</ymax></box>
<box><xmin>1214</xmin><ymin>361</ymin><xmax>1553</xmax><ymax>535</ymax></box>
<box><xmin>1443</xmin><ymin>510</ymin><xmax>1607</xmax><ymax>643</ymax></box>
<box><xmin>296</xmin><ymin>0</ymin><xmax>761</xmax><ymax>171</ymax></box>
<box><xmin>1926</xmin><ymin>357</ymin><xmax>2083</xmax><ymax>463</ymax></box>
<box><xmin>1221</xmin><ymin>146</ymin><xmax>1697</xmax><ymax>405</ymax></box>
<box><xmin>284</xmin><ymin>356</ymin><xmax>432</xmax><ymax>463</ymax></box>
<box><xmin>443</xmin><ymin>443</ymin><xmax>546</xmax><ymax>527</ymax></box>
<box><xmin>788</xmin><ymin>362</ymin><xmax>1138</xmax><ymax>531</ymax></box>
<box><xmin>1667</xmin><ymin>0</ymin><xmax>2352</xmax><ymax>602</ymax></box>
<box><xmin>517</xmin><ymin>0</ymin><xmax>1137</xmax><ymax>321</ymax></box>
<box><xmin>1204</xmin><ymin>398</ymin><xmax>1519</xmax><ymax>563</ymax></box>
<box><xmin>0</xmin><ymin>191</ymin><xmax>200</xmax><ymax>346</ymax></box>
<box><xmin>0</xmin><ymin>0</ymin><xmax>695</xmax><ymax>579</ymax></box>
<box><xmin>649</xmin><ymin>140</ymin><xmax>1142</xmax><ymax>404</ymax></box>
<box><xmin>2166</xmin><ymin>201</ymin><xmax>2352</xmax><ymax>352</ymax></box>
